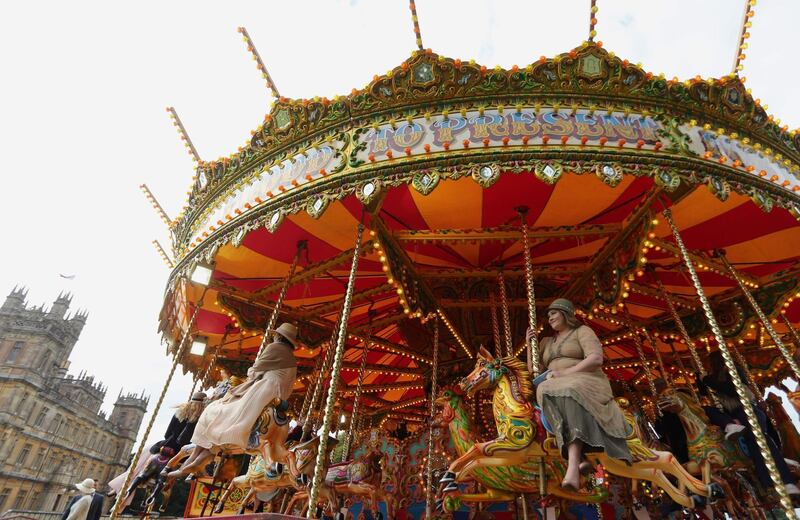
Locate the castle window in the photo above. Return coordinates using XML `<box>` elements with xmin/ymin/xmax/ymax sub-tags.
<box><xmin>49</xmin><ymin>414</ymin><xmax>63</xmax><ymax>432</ymax></box>
<box><xmin>6</xmin><ymin>341</ymin><xmax>23</xmax><ymax>363</ymax></box>
<box><xmin>0</xmin><ymin>488</ymin><xmax>10</xmax><ymax>510</ymax></box>
<box><xmin>34</xmin><ymin>407</ymin><xmax>49</xmax><ymax>428</ymax></box>
<box><xmin>12</xmin><ymin>489</ymin><xmax>28</xmax><ymax>509</ymax></box>
<box><xmin>15</xmin><ymin>443</ymin><xmax>32</xmax><ymax>466</ymax></box>
<box><xmin>36</xmin><ymin>351</ymin><xmax>51</xmax><ymax>372</ymax></box>
<box><xmin>32</xmin><ymin>447</ymin><xmax>46</xmax><ymax>468</ymax></box>
<box><xmin>14</xmin><ymin>392</ymin><xmax>28</xmax><ymax>414</ymax></box>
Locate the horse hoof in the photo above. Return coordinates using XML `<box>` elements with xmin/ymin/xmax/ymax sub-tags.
<box><xmin>439</xmin><ymin>471</ymin><xmax>456</xmax><ymax>483</ymax></box>
<box><xmin>442</xmin><ymin>482</ymin><xmax>458</xmax><ymax>493</ymax></box>
<box><xmin>691</xmin><ymin>494</ymin><xmax>707</xmax><ymax>508</ymax></box>
<box><xmin>707</xmin><ymin>482</ymin><xmax>726</xmax><ymax>503</ymax></box>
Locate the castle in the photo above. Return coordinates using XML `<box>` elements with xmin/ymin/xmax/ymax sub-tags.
<box><xmin>0</xmin><ymin>287</ymin><xmax>148</xmax><ymax>513</ymax></box>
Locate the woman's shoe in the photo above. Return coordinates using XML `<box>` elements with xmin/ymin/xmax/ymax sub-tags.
<box><xmin>579</xmin><ymin>461</ymin><xmax>594</xmax><ymax>475</ymax></box>
<box><xmin>560</xmin><ymin>479</ymin><xmax>579</xmax><ymax>492</ymax></box>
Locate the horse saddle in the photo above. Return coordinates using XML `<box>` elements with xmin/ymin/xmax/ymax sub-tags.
<box><xmin>248</xmin><ymin>399</ymin><xmax>291</xmax><ymax>449</ymax></box>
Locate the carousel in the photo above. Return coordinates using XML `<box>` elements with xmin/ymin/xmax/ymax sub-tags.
<box><xmin>113</xmin><ymin>1</ymin><xmax>800</xmax><ymax>519</ymax></box>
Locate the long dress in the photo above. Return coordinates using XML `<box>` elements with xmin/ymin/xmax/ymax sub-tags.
<box><xmin>535</xmin><ymin>325</ymin><xmax>632</xmax><ymax>461</ymax></box>
<box><xmin>191</xmin><ymin>341</ymin><xmax>296</xmax><ymax>451</ymax></box>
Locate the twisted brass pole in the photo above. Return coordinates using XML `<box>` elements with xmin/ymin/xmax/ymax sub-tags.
<box><xmin>109</xmin><ymin>286</ymin><xmax>206</xmax><ymax>520</ymax></box>
<box><xmin>497</xmin><ymin>270</ymin><xmax>513</xmax><ymax>357</ymax></box>
<box><xmin>719</xmin><ymin>253</ymin><xmax>800</xmax><ymax>382</ymax></box>
<box><xmin>781</xmin><ymin>313</ymin><xmax>800</xmax><ymax>353</ymax></box>
<box><xmin>303</xmin><ymin>324</ymin><xmax>338</xmax><ymax>437</ymax></box>
<box><xmin>299</xmin><ymin>354</ymin><xmax>324</xmax><ymax>426</ymax></box>
<box><xmin>307</xmin><ymin>223</ymin><xmax>365</xmax><ymax>517</ymax></box>
<box><xmin>425</xmin><ymin>317</ymin><xmax>440</xmax><ymax>520</ymax></box>
<box><xmin>518</xmin><ymin>208</ymin><xmax>541</xmax><ymax>376</ymax></box>
<box><xmin>343</xmin><ymin>327</ymin><xmax>372</xmax><ymax>462</ymax></box>
<box><xmin>631</xmin><ymin>328</ymin><xmax>659</xmax><ymax>420</ymax></box>
<box><xmin>490</xmin><ymin>292</ymin><xmax>502</xmax><ymax>358</ymax></box>
<box><xmin>663</xmin><ymin>208</ymin><xmax>796</xmax><ymax>518</ymax></box>
<box><xmin>256</xmin><ymin>241</ymin><xmax>306</xmax><ymax>359</ymax></box>
<box><xmin>641</xmin><ymin>327</ymin><xmax>670</xmax><ymax>386</ymax></box>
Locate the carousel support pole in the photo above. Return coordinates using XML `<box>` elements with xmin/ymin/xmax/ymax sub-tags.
<box><xmin>343</xmin><ymin>318</ymin><xmax>373</xmax><ymax>462</ymax></box>
<box><xmin>490</xmin><ymin>292</ymin><xmax>502</xmax><ymax>358</ymax></box>
<box><xmin>299</xmin><ymin>354</ymin><xmax>324</xmax><ymax>428</ymax></box>
<box><xmin>517</xmin><ymin>207</ymin><xmax>546</xmax><ymax>500</ymax></box>
<box><xmin>630</xmin><ymin>327</ymin><xmax>660</xmax><ymax>420</ymax></box>
<box><xmin>782</xmin><ymin>313</ymin><xmax>800</xmax><ymax>352</ymax></box>
<box><xmin>307</xmin><ymin>223</ymin><xmax>365</xmax><ymax>518</ymax></box>
<box><xmin>518</xmin><ymin>207</ymin><xmax>541</xmax><ymax>376</ymax></box>
<box><xmin>407</xmin><ymin>0</ymin><xmax>425</xmax><ymax>51</ymax></box>
<box><xmin>655</xmin><ymin>273</ymin><xmax>724</xmax><ymax>409</ymax></box>
<box><xmin>109</xmin><ymin>287</ymin><xmax>207</xmax><ymax>520</ymax></box>
<box><xmin>666</xmin><ymin>340</ymin><xmax>700</xmax><ymax>402</ymax></box>
<box><xmin>519</xmin><ymin>495</ymin><xmax>529</xmax><ymax>520</ymax></box>
<box><xmin>497</xmin><ymin>270</ymin><xmax>513</xmax><ymax>357</ymax></box>
<box><xmin>303</xmin><ymin>319</ymin><xmax>338</xmax><ymax>437</ymax></box>
<box><xmin>718</xmin><ymin>251</ymin><xmax>800</xmax><ymax>382</ymax></box>
<box><xmin>641</xmin><ymin>326</ymin><xmax>670</xmax><ymax>386</ymax></box>
<box><xmin>663</xmin><ymin>208</ymin><xmax>796</xmax><ymax>518</ymax></box>
<box><xmin>425</xmin><ymin>317</ymin><xmax>440</xmax><ymax>520</ymax></box>
<box><xmin>257</xmin><ymin>241</ymin><xmax>306</xmax><ymax>359</ymax></box>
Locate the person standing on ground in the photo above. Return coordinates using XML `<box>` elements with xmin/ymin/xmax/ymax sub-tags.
<box><xmin>61</xmin><ymin>479</ymin><xmax>95</xmax><ymax>520</ymax></box>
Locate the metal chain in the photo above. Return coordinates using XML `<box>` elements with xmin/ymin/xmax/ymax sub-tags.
<box><xmin>109</xmin><ymin>288</ymin><xmax>206</xmax><ymax>520</ymax></box>
<box><xmin>425</xmin><ymin>317</ymin><xmax>440</xmax><ymax>520</ymax></box>
<box><xmin>720</xmin><ymin>254</ymin><xmax>800</xmax><ymax>382</ymax></box>
<box><xmin>663</xmin><ymin>208</ymin><xmax>796</xmax><ymax>518</ymax></box>
<box><xmin>307</xmin><ymin>223</ymin><xmax>365</xmax><ymax>517</ymax></box>
<box><xmin>497</xmin><ymin>270</ymin><xmax>513</xmax><ymax>357</ymax></box>
<box><xmin>343</xmin><ymin>324</ymin><xmax>372</xmax><ymax>461</ymax></box>
<box><xmin>519</xmin><ymin>208</ymin><xmax>541</xmax><ymax>376</ymax></box>
<box><xmin>256</xmin><ymin>241</ymin><xmax>306</xmax><ymax>359</ymax></box>
<box><xmin>490</xmin><ymin>292</ymin><xmax>502</xmax><ymax>358</ymax></box>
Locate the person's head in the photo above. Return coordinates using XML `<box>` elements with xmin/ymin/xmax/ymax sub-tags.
<box><xmin>175</xmin><ymin>392</ymin><xmax>207</xmax><ymax>422</ymax></box>
<box><xmin>75</xmin><ymin>478</ymin><xmax>96</xmax><ymax>495</ymax></box>
<box><xmin>653</xmin><ymin>378</ymin><xmax>668</xmax><ymax>394</ymax></box>
<box><xmin>219</xmin><ymin>368</ymin><xmax>230</xmax><ymax>380</ymax></box>
<box><xmin>546</xmin><ymin>298</ymin><xmax>580</xmax><ymax>332</ymax></box>
<box><xmin>269</xmin><ymin>323</ymin><xmax>298</xmax><ymax>349</ymax></box>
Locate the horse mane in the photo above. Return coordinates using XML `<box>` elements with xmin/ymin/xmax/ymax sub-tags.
<box><xmin>499</xmin><ymin>355</ymin><xmax>534</xmax><ymax>401</ymax></box>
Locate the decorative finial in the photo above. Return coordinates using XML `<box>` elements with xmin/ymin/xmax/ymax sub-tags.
<box><xmin>731</xmin><ymin>0</ymin><xmax>756</xmax><ymax>75</ymax></box>
<box><xmin>588</xmin><ymin>0</ymin><xmax>598</xmax><ymax>42</ymax></box>
<box><xmin>152</xmin><ymin>240</ymin><xmax>175</xmax><ymax>269</ymax></box>
<box><xmin>139</xmin><ymin>184</ymin><xmax>172</xmax><ymax>227</ymax></box>
<box><xmin>237</xmin><ymin>27</ymin><xmax>281</xmax><ymax>99</ymax></box>
<box><xmin>408</xmin><ymin>0</ymin><xmax>424</xmax><ymax>51</ymax></box>
<box><xmin>166</xmin><ymin>107</ymin><xmax>201</xmax><ymax>163</ymax></box>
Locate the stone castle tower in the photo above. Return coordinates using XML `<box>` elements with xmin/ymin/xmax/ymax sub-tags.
<box><xmin>0</xmin><ymin>287</ymin><xmax>148</xmax><ymax>513</ymax></box>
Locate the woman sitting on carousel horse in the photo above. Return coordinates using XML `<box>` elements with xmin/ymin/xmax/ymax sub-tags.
<box><xmin>525</xmin><ymin>298</ymin><xmax>632</xmax><ymax>492</ymax></box>
<box><xmin>168</xmin><ymin>323</ymin><xmax>299</xmax><ymax>479</ymax></box>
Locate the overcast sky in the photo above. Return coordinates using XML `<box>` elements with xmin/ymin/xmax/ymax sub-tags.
<box><xmin>2</xmin><ymin>1</ymin><xmax>799</xmax><ymax>456</ymax></box>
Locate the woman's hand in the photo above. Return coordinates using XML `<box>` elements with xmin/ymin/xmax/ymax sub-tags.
<box><xmin>548</xmin><ymin>369</ymin><xmax>572</xmax><ymax>379</ymax></box>
<box><xmin>525</xmin><ymin>327</ymin><xmax>536</xmax><ymax>344</ymax></box>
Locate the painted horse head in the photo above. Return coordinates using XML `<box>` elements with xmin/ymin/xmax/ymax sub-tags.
<box><xmin>459</xmin><ymin>347</ymin><xmax>533</xmax><ymax>403</ymax></box>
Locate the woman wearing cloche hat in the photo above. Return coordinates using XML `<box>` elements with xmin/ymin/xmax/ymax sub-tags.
<box><xmin>526</xmin><ymin>298</ymin><xmax>632</xmax><ymax>492</ymax></box>
<box><xmin>168</xmin><ymin>323</ymin><xmax>298</xmax><ymax>478</ymax></box>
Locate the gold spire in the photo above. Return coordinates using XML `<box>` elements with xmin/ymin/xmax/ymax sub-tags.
<box><xmin>732</xmin><ymin>0</ymin><xmax>757</xmax><ymax>75</ymax></box>
<box><xmin>166</xmin><ymin>107</ymin><xmax>201</xmax><ymax>163</ymax></box>
<box><xmin>588</xmin><ymin>0</ymin><xmax>598</xmax><ymax>42</ymax></box>
<box><xmin>408</xmin><ymin>0</ymin><xmax>424</xmax><ymax>51</ymax></box>
<box><xmin>237</xmin><ymin>27</ymin><xmax>281</xmax><ymax>99</ymax></box>
<box><xmin>139</xmin><ymin>184</ymin><xmax>171</xmax><ymax>227</ymax></box>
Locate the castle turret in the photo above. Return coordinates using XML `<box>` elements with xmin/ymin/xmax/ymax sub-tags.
<box><xmin>48</xmin><ymin>292</ymin><xmax>72</xmax><ymax>320</ymax></box>
<box><xmin>70</xmin><ymin>309</ymin><xmax>88</xmax><ymax>334</ymax></box>
<box><xmin>1</xmin><ymin>286</ymin><xmax>28</xmax><ymax>312</ymax></box>
<box><xmin>110</xmin><ymin>391</ymin><xmax>149</xmax><ymax>441</ymax></box>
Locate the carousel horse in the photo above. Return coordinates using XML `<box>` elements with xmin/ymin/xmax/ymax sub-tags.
<box><xmin>439</xmin><ymin>348</ymin><xmax>724</xmax><ymax>509</ymax></box>
<box><xmin>169</xmin><ymin>397</ymin><xmax>299</xmax><ymax>480</ymax></box>
<box><xmin>434</xmin><ymin>386</ymin><xmax>608</xmax><ymax>512</ymax></box>
<box><xmin>658</xmin><ymin>386</ymin><xmax>764</xmax><ymax>519</ymax></box>
<box><xmin>214</xmin><ymin>434</ymin><xmax>339</xmax><ymax>517</ymax></box>
<box><xmin>148</xmin><ymin>447</ymin><xmax>243</xmax><ymax>514</ymax></box>
<box><xmin>285</xmin><ymin>446</ymin><xmax>395</xmax><ymax>520</ymax></box>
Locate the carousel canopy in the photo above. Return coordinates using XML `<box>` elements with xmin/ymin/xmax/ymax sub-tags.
<box><xmin>156</xmin><ymin>41</ymin><xmax>800</xmax><ymax>420</ymax></box>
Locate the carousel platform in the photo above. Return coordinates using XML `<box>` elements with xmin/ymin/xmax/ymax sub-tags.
<box><xmin>182</xmin><ymin>514</ymin><xmax>307</xmax><ymax>520</ymax></box>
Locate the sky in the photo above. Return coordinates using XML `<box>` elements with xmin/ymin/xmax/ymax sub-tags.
<box><xmin>1</xmin><ymin>0</ymin><xmax>799</xmax><ymax>459</ymax></box>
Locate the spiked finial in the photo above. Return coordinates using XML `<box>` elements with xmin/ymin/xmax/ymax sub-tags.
<box><xmin>166</xmin><ymin>107</ymin><xmax>201</xmax><ymax>163</ymax></box>
<box><xmin>731</xmin><ymin>0</ymin><xmax>757</xmax><ymax>75</ymax></box>
<box><xmin>408</xmin><ymin>0</ymin><xmax>424</xmax><ymax>51</ymax></box>
<box><xmin>237</xmin><ymin>27</ymin><xmax>281</xmax><ymax>99</ymax></box>
<box><xmin>139</xmin><ymin>184</ymin><xmax>172</xmax><ymax>227</ymax></box>
<box><xmin>152</xmin><ymin>240</ymin><xmax>175</xmax><ymax>269</ymax></box>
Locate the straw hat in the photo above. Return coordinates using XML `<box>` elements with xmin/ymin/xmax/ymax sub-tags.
<box><xmin>75</xmin><ymin>478</ymin><xmax>95</xmax><ymax>494</ymax></box>
<box><xmin>268</xmin><ymin>323</ymin><xmax>299</xmax><ymax>348</ymax></box>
